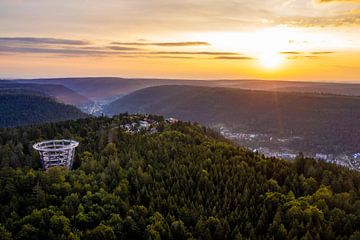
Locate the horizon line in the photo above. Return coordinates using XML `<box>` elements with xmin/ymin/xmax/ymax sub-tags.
<box><xmin>1</xmin><ymin>76</ymin><xmax>360</xmax><ymax>85</ymax></box>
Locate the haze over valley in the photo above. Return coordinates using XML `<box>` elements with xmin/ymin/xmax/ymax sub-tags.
<box><xmin>2</xmin><ymin>77</ymin><xmax>360</xmax><ymax>171</ymax></box>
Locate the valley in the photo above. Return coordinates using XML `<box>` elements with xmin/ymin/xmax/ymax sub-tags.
<box><xmin>104</xmin><ymin>85</ymin><xmax>360</xmax><ymax>162</ymax></box>
<box><xmin>1</xmin><ymin>78</ymin><xmax>360</xmax><ymax>171</ymax></box>
<box><xmin>216</xmin><ymin>125</ymin><xmax>356</xmax><ymax>170</ymax></box>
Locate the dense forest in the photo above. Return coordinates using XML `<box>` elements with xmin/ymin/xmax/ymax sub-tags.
<box><xmin>0</xmin><ymin>91</ymin><xmax>88</xmax><ymax>128</ymax></box>
<box><xmin>0</xmin><ymin>82</ymin><xmax>90</xmax><ymax>105</ymax></box>
<box><xmin>0</xmin><ymin>114</ymin><xmax>360</xmax><ymax>239</ymax></box>
<box><xmin>105</xmin><ymin>85</ymin><xmax>360</xmax><ymax>154</ymax></box>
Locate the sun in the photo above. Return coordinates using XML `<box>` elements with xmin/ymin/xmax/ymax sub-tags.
<box><xmin>196</xmin><ymin>27</ymin><xmax>291</xmax><ymax>70</ymax></box>
<box><xmin>260</xmin><ymin>52</ymin><xmax>284</xmax><ymax>69</ymax></box>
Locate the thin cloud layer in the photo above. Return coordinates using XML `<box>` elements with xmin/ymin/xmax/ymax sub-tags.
<box><xmin>214</xmin><ymin>56</ymin><xmax>255</xmax><ymax>60</ymax></box>
<box><xmin>278</xmin><ymin>15</ymin><xmax>360</xmax><ymax>27</ymax></box>
<box><xmin>150</xmin><ymin>51</ymin><xmax>240</xmax><ymax>56</ymax></box>
<box><xmin>280</xmin><ymin>51</ymin><xmax>335</xmax><ymax>55</ymax></box>
<box><xmin>111</xmin><ymin>41</ymin><xmax>210</xmax><ymax>47</ymax></box>
<box><xmin>1</xmin><ymin>0</ymin><xmax>360</xmax><ymax>34</ymax></box>
<box><xmin>279</xmin><ymin>52</ymin><xmax>302</xmax><ymax>55</ymax></box>
<box><xmin>0</xmin><ymin>36</ymin><xmax>243</xmax><ymax>58</ymax></box>
<box><xmin>287</xmin><ymin>55</ymin><xmax>319</xmax><ymax>59</ymax></box>
<box><xmin>0</xmin><ymin>45</ymin><xmax>119</xmax><ymax>56</ymax></box>
<box><xmin>317</xmin><ymin>0</ymin><xmax>360</xmax><ymax>3</ymax></box>
<box><xmin>0</xmin><ymin>37</ymin><xmax>90</xmax><ymax>45</ymax></box>
<box><xmin>310</xmin><ymin>51</ymin><xmax>335</xmax><ymax>54</ymax></box>
<box><xmin>107</xmin><ymin>46</ymin><xmax>140</xmax><ymax>51</ymax></box>
<box><xmin>281</xmin><ymin>51</ymin><xmax>335</xmax><ymax>60</ymax></box>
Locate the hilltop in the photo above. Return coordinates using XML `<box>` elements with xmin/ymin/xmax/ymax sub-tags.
<box><xmin>105</xmin><ymin>85</ymin><xmax>360</xmax><ymax>155</ymax></box>
<box><xmin>0</xmin><ymin>114</ymin><xmax>360</xmax><ymax>239</ymax></box>
<box><xmin>0</xmin><ymin>90</ymin><xmax>88</xmax><ymax>128</ymax></box>
<box><xmin>0</xmin><ymin>81</ymin><xmax>90</xmax><ymax>105</ymax></box>
<box><xmin>13</xmin><ymin>77</ymin><xmax>360</xmax><ymax>101</ymax></box>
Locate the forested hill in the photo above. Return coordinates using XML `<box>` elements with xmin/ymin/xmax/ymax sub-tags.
<box><xmin>0</xmin><ymin>92</ymin><xmax>88</xmax><ymax>128</ymax></box>
<box><xmin>0</xmin><ymin>82</ymin><xmax>90</xmax><ymax>105</ymax></box>
<box><xmin>14</xmin><ymin>78</ymin><xmax>360</xmax><ymax>100</ymax></box>
<box><xmin>0</xmin><ymin>114</ymin><xmax>360</xmax><ymax>239</ymax></box>
<box><xmin>105</xmin><ymin>85</ymin><xmax>360</xmax><ymax>154</ymax></box>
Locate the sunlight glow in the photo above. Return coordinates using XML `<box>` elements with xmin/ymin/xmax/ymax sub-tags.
<box><xmin>260</xmin><ymin>52</ymin><xmax>284</xmax><ymax>69</ymax></box>
<box><xmin>190</xmin><ymin>27</ymin><xmax>298</xmax><ymax>70</ymax></box>
<box><xmin>191</xmin><ymin>26</ymin><xmax>352</xmax><ymax>68</ymax></box>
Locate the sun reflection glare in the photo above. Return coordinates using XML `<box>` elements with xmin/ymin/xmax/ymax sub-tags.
<box><xmin>260</xmin><ymin>52</ymin><xmax>284</xmax><ymax>69</ymax></box>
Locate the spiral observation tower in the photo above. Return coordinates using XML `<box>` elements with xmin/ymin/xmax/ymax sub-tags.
<box><xmin>33</xmin><ymin>139</ymin><xmax>79</xmax><ymax>170</ymax></box>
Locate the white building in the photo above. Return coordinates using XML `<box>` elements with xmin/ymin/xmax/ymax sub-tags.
<box><xmin>315</xmin><ymin>153</ymin><xmax>328</xmax><ymax>160</ymax></box>
<box><xmin>166</xmin><ymin>117</ymin><xmax>178</xmax><ymax>124</ymax></box>
<box><xmin>139</xmin><ymin>120</ymin><xmax>151</xmax><ymax>129</ymax></box>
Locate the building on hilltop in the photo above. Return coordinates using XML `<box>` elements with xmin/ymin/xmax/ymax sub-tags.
<box><xmin>165</xmin><ymin>117</ymin><xmax>178</xmax><ymax>124</ymax></box>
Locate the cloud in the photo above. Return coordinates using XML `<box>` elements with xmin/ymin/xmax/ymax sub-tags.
<box><xmin>281</xmin><ymin>51</ymin><xmax>335</xmax><ymax>60</ymax></box>
<box><xmin>0</xmin><ymin>37</ymin><xmax>242</xmax><ymax>58</ymax></box>
<box><xmin>142</xmin><ymin>55</ymin><xmax>193</xmax><ymax>59</ymax></box>
<box><xmin>337</xmin><ymin>8</ymin><xmax>360</xmax><ymax>15</ymax></box>
<box><xmin>310</xmin><ymin>51</ymin><xmax>335</xmax><ymax>54</ymax></box>
<box><xmin>214</xmin><ymin>56</ymin><xmax>255</xmax><ymax>60</ymax></box>
<box><xmin>316</xmin><ymin>0</ymin><xmax>360</xmax><ymax>3</ymax></box>
<box><xmin>287</xmin><ymin>55</ymin><xmax>319</xmax><ymax>59</ymax></box>
<box><xmin>280</xmin><ymin>51</ymin><xmax>335</xmax><ymax>57</ymax></box>
<box><xmin>149</xmin><ymin>51</ymin><xmax>240</xmax><ymax>55</ymax></box>
<box><xmin>107</xmin><ymin>46</ymin><xmax>140</xmax><ymax>51</ymax></box>
<box><xmin>278</xmin><ymin>15</ymin><xmax>360</xmax><ymax>27</ymax></box>
<box><xmin>154</xmin><ymin>42</ymin><xmax>210</xmax><ymax>46</ymax></box>
<box><xmin>111</xmin><ymin>41</ymin><xmax>210</xmax><ymax>47</ymax></box>
<box><xmin>0</xmin><ymin>36</ymin><xmax>136</xmax><ymax>56</ymax></box>
<box><xmin>0</xmin><ymin>45</ymin><xmax>108</xmax><ymax>55</ymax></box>
<box><xmin>279</xmin><ymin>51</ymin><xmax>302</xmax><ymax>54</ymax></box>
<box><xmin>0</xmin><ymin>46</ymin><xmax>239</xmax><ymax>57</ymax></box>
<box><xmin>0</xmin><ymin>37</ymin><xmax>90</xmax><ymax>45</ymax></box>
<box><xmin>348</xmin><ymin>8</ymin><xmax>360</xmax><ymax>14</ymax></box>
<box><xmin>280</xmin><ymin>51</ymin><xmax>334</xmax><ymax>55</ymax></box>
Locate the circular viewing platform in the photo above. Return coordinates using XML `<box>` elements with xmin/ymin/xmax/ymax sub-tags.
<box><xmin>33</xmin><ymin>139</ymin><xmax>79</xmax><ymax>170</ymax></box>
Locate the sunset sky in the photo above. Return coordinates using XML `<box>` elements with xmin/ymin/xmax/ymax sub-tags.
<box><xmin>0</xmin><ymin>0</ymin><xmax>359</xmax><ymax>82</ymax></box>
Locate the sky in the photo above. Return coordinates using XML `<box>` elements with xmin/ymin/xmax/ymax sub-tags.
<box><xmin>0</xmin><ymin>0</ymin><xmax>359</xmax><ymax>82</ymax></box>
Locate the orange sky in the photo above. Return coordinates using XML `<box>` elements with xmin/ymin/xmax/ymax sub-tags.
<box><xmin>0</xmin><ymin>0</ymin><xmax>359</xmax><ymax>82</ymax></box>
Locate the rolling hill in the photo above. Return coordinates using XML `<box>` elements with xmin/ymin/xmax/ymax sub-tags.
<box><xmin>0</xmin><ymin>81</ymin><xmax>90</xmax><ymax>105</ymax></box>
<box><xmin>105</xmin><ymin>85</ymin><xmax>360</xmax><ymax>154</ymax></box>
<box><xmin>0</xmin><ymin>90</ymin><xmax>88</xmax><ymax>128</ymax></box>
<box><xmin>15</xmin><ymin>77</ymin><xmax>202</xmax><ymax>100</ymax></box>
<box><xmin>0</xmin><ymin>114</ymin><xmax>360</xmax><ymax>239</ymax></box>
<box><xmin>13</xmin><ymin>77</ymin><xmax>360</xmax><ymax>101</ymax></box>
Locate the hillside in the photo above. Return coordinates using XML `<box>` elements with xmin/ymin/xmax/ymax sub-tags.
<box><xmin>14</xmin><ymin>77</ymin><xmax>360</xmax><ymax>101</ymax></box>
<box><xmin>105</xmin><ymin>85</ymin><xmax>360</xmax><ymax>154</ymax></box>
<box><xmin>210</xmin><ymin>80</ymin><xmax>360</xmax><ymax>96</ymax></box>
<box><xmin>16</xmin><ymin>77</ymin><xmax>203</xmax><ymax>100</ymax></box>
<box><xmin>0</xmin><ymin>114</ymin><xmax>360</xmax><ymax>239</ymax></box>
<box><xmin>0</xmin><ymin>81</ymin><xmax>90</xmax><ymax>105</ymax></box>
<box><xmin>0</xmin><ymin>91</ymin><xmax>88</xmax><ymax>128</ymax></box>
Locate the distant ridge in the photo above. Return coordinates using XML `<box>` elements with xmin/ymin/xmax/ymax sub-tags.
<box><xmin>0</xmin><ymin>81</ymin><xmax>90</xmax><ymax>105</ymax></box>
<box><xmin>105</xmin><ymin>85</ymin><xmax>360</xmax><ymax>154</ymax></box>
<box><xmin>11</xmin><ymin>77</ymin><xmax>360</xmax><ymax>100</ymax></box>
<box><xmin>0</xmin><ymin>90</ymin><xmax>89</xmax><ymax>128</ymax></box>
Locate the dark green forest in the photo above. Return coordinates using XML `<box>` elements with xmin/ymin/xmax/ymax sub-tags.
<box><xmin>105</xmin><ymin>85</ymin><xmax>360</xmax><ymax>154</ymax></box>
<box><xmin>0</xmin><ymin>92</ymin><xmax>88</xmax><ymax>128</ymax></box>
<box><xmin>0</xmin><ymin>82</ymin><xmax>90</xmax><ymax>105</ymax></box>
<box><xmin>0</xmin><ymin>114</ymin><xmax>360</xmax><ymax>239</ymax></box>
